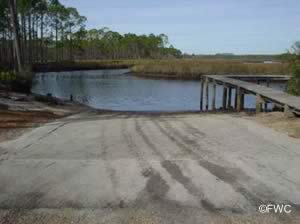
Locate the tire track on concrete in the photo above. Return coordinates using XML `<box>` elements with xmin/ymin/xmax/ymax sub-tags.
<box><xmin>158</xmin><ymin>118</ymin><xmax>219</xmax><ymax>159</ymax></box>
<box><xmin>177</xmin><ymin>118</ymin><xmax>223</xmax><ymax>148</ymax></box>
<box><xmin>99</xmin><ymin>121</ymin><xmax>119</xmax><ymax>199</ymax></box>
<box><xmin>0</xmin><ymin>123</ymin><xmax>67</xmax><ymax>162</ymax></box>
<box><xmin>134</xmin><ymin>119</ymin><xmax>165</xmax><ymax>160</ymax></box>
<box><xmin>163</xmin><ymin>118</ymin><xmax>282</xmax><ymax>207</ymax></box>
<box><xmin>22</xmin><ymin>122</ymin><xmax>67</xmax><ymax>150</ymax></box>
<box><xmin>161</xmin><ymin>160</ymin><xmax>217</xmax><ymax>212</ymax></box>
<box><xmin>150</xmin><ymin>119</ymin><xmax>217</xmax><ymax>211</ymax></box>
<box><xmin>0</xmin><ymin>147</ymin><xmax>8</xmax><ymax>165</ymax></box>
<box><xmin>121</xmin><ymin>118</ymin><xmax>152</xmax><ymax>174</ymax></box>
<box><xmin>99</xmin><ymin>121</ymin><xmax>109</xmax><ymax>160</ymax></box>
<box><xmin>177</xmin><ymin>119</ymin><xmax>207</xmax><ymax>138</ymax></box>
<box><xmin>152</xmin><ymin>119</ymin><xmax>198</xmax><ymax>159</ymax></box>
<box><xmin>152</xmin><ymin>118</ymin><xmax>271</xmax><ymax>209</ymax></box>
<box><xmin>135</xmin><ymin>118</ymin><xmax>221</xmax><ymax>211</ymax></box>
<box><xmin>121</xmin><ymin>118</ymin><xmax>175</xmax><ymax>204</ymax></box>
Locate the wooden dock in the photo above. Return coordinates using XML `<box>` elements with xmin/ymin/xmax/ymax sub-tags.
<box><xmin>200</xmin><ymin>75</ymin><xmax>300</xmax><ymax>115</ymax></box>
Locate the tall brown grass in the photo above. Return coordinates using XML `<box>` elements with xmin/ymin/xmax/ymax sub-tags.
<box><xmin>130</xmin><ymin>59</ymin><xmax>289</xmax><ymax>79</ymax></box>
<box><xmin>66</xmin><ymin>59</ymin><xmax>290</xmax><ymax>79</ymax></box>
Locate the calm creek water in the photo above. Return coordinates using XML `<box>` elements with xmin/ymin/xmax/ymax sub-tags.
<box><xmin>32</xmin><ymin>69</ymin><xmax>287</xmax><ymax>112</ymax></box>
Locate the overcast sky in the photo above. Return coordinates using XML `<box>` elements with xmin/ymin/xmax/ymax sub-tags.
<box><xmin>61</xmin><ymin>0</ymin><xmax>300</xmax><ymax>55</ymax></box>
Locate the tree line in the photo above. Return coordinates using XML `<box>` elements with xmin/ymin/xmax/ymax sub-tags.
<box><xmin>0</xmin><ymin>0</ymin><xmax>182</xmax><ymax>71</ymax></box>
<box><xmin>81</xmin><ymin>28</ymin><xmax>181</xmax><ymax>60</ymax></box>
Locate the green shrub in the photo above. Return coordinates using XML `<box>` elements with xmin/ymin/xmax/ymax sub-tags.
<box><xmin>287</xmin><ymin>63</ymin><xmax>300</xmax><ymax>96</ymax></box>
<box><xmin>0</xmin><ymin>70</ymin><xmax>16</xmax><ymax>81</ymax></box>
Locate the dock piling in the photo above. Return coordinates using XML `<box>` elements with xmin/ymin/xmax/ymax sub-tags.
<box><xmin>264</xmin><ymin>101</ymin><xmax>268</xmax><ymax>112</ymax></box>
<box><xmin>200</xmin><ymin>77</ymin><xmax>204</xmax><ymax>111</ymax></box>
<box><xmin>241</xmin><ymin>92</ymin><xmax>244</xmax><ymax>110</ymax></box>
<box><xmin>256</xmin><ymin>94</ymin><xmax>263</xmax><ymax>113</ymax></box>
<box><xmin>205</xmin><ymin>78</ymin><xmax>209</xmax><ymax>110</ymax></box>
<box><xmin>234</xmin><ymin>88</ymin><xmax>238</xmax><ymax>110</ymax></box>
<box><xmin>222</xmin><ymin>84</ymin><xmax>227</xmax><ymax>110</ymax></box>
<box><xmin>212</xmin><ymin>81</ymin><xmax>216</xmax><ymax>111</ymax></box>
<box><xmin>228</xmin><ymin>87</ymin><xmax>232</xmax><ymax>109</ymax></box>
<box><xmin>236</xmin><ymin>87</ymin><xmax>242</xmax><ymax>112</ymax></box>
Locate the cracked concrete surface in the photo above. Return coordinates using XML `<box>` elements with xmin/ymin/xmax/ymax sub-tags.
<box><xmin>0</xmin><ymin>113</ymin><xmax>299</xmax><ymax>223</ymax></box>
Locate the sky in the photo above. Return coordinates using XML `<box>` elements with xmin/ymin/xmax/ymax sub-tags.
<box><xmin>61</xmin><ymin>0</ymin><xmax>300</xmax><ymax>55</ymax></box>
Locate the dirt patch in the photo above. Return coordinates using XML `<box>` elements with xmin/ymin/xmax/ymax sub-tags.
<box><xmin>248</xmin><ymin>112</ymin><xmax>300</xmax><ymax>138</ymax></box>
<box><xmin>0</xmin><ymin>209</ymin><xmax>298</xmax><ymax>224</ymax></box>
<box><xmin>0</xmin><ymin>128</ymin><xmax>32</xmax><ymax>142</ymax></box>
<box><xmin>0</xmin><ymin>91</ymin><xmax>91</xmax><ymax>142</ymax></box>
<box><xmin>210</xmin><ymin>213</ymin><xmax>299</xmax><ymax>224</ymax></box>
<box><xmin>0</xmin><ymin>110</ymin><xmax>61</xmax><ymax>142</ymax></box>
<box><xmin>0</xmin><ymin>110</ymin><xmax>60</xmax><ymax>128</ymax></box>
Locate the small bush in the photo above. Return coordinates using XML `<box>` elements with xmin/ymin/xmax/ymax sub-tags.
<box><xmin>0</xmin><ymin>70</ymin><xmax>16</xmax><ymax>81</ymax></box>
<box><xmin>287</xmin><ymin>63</ymin><xmax>300</xmax><ymax>95</ymax></box>
<box><xmin>0</xmin><ymin>69</ymin><xmax>32</xmax><ymax>93</ymax></box>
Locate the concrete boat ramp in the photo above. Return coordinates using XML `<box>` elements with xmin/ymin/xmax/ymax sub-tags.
<box><xmin>0</xmin><ymin>112</ymin><xmax>299</xmax><ymax>223</ymax></box>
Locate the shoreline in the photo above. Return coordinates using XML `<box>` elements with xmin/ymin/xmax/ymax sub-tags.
<box><xmin>1</xmin><ymin>91</ymin><xmax>299</xmax><ymax>141</ymax></box>
<box><xmin>32</xmin><ymin>62</ymin><xmax>132</xmax><ymax>73</ymax></box>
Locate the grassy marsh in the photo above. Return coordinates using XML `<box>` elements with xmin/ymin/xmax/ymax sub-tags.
<box><xmin>130</xmin><ymin>59</ymin><xmax>289</xmax><ymax>79</ymax></box>
<box><xmin>31</xmin><ymin>59</ymin><xmax>290</xmax><ymax>79</ymax></box>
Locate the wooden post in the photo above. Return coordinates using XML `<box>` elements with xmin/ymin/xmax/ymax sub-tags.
<box><xmin>205</xmin><ymin>78</ymin><xmax>209</xmax><ymax>110</ymax></box>
<box><xmin>228</xmin><ymin>87</ymin><xmax>232</xmax><ymax>109</ymax></box>
<box><xmin>256</xmin><ymin>94</ymin><xmax>263</xmax><ymax>114</ymax></box>
<box><xmin>222</xmin><ymin>84</ymin><xmax>227</xmax><ymax>110</ymax></box>
<box><xmin>200</xmin><ymin>77</ymin><xmax>204</xmax><ymax>111</ymax></box>
<box><xmin>212</xmin><ymin>81</ymin><xmax>216</xmax><ymax>111</ymax></box>
<box><xmin>241</xmin><ymin>92</ymin><xmax>244</xmax><ymax>110</ymax></box>
<box><xmin>236</xmin><ymin>87</ymin><xmax>242</xmax><ymax>112</ymax></box>
<box><xmin>234</xmin><ymin>88</ymin><xmax>238</xmax><ymax>110</ymax></box>
<box><xmin>264</xmin><ymin>101</ymin><xmax>268</xmax><ymax>112</ymax></box>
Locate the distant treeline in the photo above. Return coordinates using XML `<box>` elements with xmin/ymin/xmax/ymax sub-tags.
<box><xmin>0</xmin><ymin>0</ymin><xmax>182</xmax><ymax>70</ymax></box>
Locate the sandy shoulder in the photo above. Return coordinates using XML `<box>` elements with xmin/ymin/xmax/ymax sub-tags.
<box><xmin>245</xmin><ymin>112</ymin><xmax>300</xmax><ymax>139</ymax></box>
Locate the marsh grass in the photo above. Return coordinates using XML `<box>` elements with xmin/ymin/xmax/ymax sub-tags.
<box><xmin>130</xmin><ymin>59</ymin><xmax>289</xmax><ymax>79</ymax></box>
<box><xmin>33</xmin><ymin>59</ymin><xmax>289</xmax><ymax>79</ymax></box>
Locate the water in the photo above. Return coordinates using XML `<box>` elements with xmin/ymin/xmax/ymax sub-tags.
<box><xmin>32</xmin><ymin>69</ymin><xmax>287</xmax><ymax>112</ymax></box>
